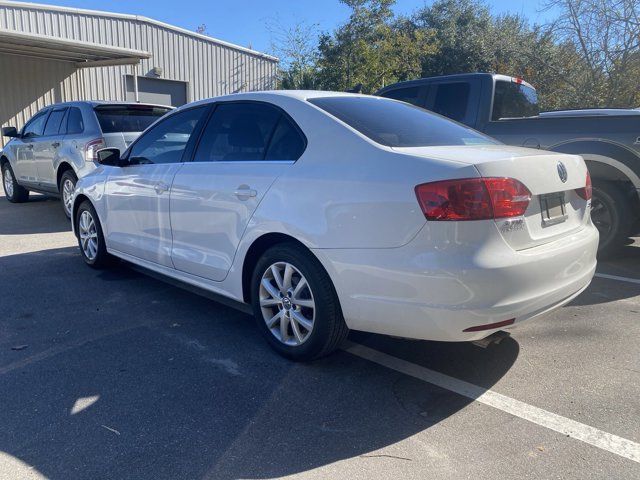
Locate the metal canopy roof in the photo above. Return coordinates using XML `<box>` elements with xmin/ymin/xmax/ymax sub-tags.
<box><xmin>0</xmin><ymin>30</ymin><xmax>151</xmax><ymax>68</ymax></box>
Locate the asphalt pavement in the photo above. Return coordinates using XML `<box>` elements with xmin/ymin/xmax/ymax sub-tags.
<box><xmin>1</xmin><ymin>192</ymin><xmax>639</xmax><ymax>480</ymax></box>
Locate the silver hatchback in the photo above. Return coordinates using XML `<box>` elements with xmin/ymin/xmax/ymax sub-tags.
<box><xmin>1</xmin><ymin>101</ymin><xmax>172</xmax><ymax>217</ymax></box>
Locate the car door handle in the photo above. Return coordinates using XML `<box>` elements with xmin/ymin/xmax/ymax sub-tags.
<box><xmin>51</xmin><ymin>141</ymin><xmax>60</xmax><ymax>148</ymax></box>
<box><xmin>154</xmin><ymin>182</ymin><xmax>170</xmax><ymax>194</ymax></box>
<box><xmin>234</xmin><ymin>186</ymin><xmax>257</xmax><ymax>200</ymax></box>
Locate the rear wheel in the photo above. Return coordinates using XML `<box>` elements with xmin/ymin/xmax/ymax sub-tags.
<box><xmin>250</xmin><ymin>243</ymin><xmax>349</xmax><ymax>361</ymax></box>
<box><xmin>76</xmin><ymin>200</ymin><xmax>112</xmax><ymax>269</ymax></box>
<box><xmin>2</xmin><ymin>162</ymin><xmax>29</xmax><ymax>203</ymax></box>
<box><xmin>591</xmin><ymin>181</ymin><xmax>632</xmax><ymax>258</ymax></box>
<box><xmin>59</xmin><ymin>170</ymin><xmax>78</xmax><ymax>219</ymax></box>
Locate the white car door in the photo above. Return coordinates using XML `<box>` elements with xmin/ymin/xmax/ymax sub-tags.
<box><xmin>170</xmin><ymin>101</ymin><xmax>306</xmax><ymax>281</ymax></box>
<box><xmin>104</xmin><ymin>105</ymin><xmax>210</xmax><ymax>267</ymax></box>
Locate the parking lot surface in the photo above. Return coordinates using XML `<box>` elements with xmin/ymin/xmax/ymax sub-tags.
<box><xmin>1</xmin><ymin>192</ymin><xmax>639</xmax><ymax>480</ymax></box>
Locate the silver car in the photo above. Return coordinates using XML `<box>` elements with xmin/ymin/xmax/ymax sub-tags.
<box><xmin>0</xmin><ymin>101</ymin><xmax>172</xmax><ymax>217</ymax></box>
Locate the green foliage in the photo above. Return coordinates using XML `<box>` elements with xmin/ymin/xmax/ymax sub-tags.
<box><xmin>270</xmin><ymin>0</ymin><xmax>640</xmax><ymax>109</ymax></box>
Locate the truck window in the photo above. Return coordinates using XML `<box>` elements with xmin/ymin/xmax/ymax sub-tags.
<box><xmin>492</xmin><ymin>81</ymin><xmax>539</xmax><ymax>120</ymax></box>
<box><xmin>309</xmin><ymin>96</ymin><xmax>498</xmax><ymax>148</ymax></box>
<box><xmin>379</xmin><ymin>86</ymin><xmax>423</xmax><ymax>107</ymax></box>
<box><xmin>430</xmin><ymin>83</ymin><xmax>470</xmax><ymax>123</ymax></box>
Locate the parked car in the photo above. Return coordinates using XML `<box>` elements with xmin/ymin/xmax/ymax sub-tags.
<box><xmin>377</xmin><ymin>73</ymin><xmax>640</xmax><ymax>257</ymax></box>
<box><xmin>71</xmin><ymin>91</ymin><xmax>598</xmax><ymax>360</ymax></box>
<box><xmin>1</xmin><ymin>101</ymin><xmax>172</xmax><ymax>217</ymax></box>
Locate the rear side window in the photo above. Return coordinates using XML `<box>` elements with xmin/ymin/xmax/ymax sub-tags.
<box><xmin>309</xmin><ymin>96</ymin><xmax>497</xmax><ymax>148</ymax></box>
<box><xmin>43</xmin><ymin>108</ymin><xmax>67</xmax><ymax>136</ymax></box>
<box><xmin>67</xmin><ymin>108</ymin><xmax>84</xmax><ymax>135</ymax></box>
<box><xmin>95</xmin><ymin>105</ymin><xmax>172</xmax><ymax>133</ymax></box>
<box><xmin>430</xmin><ymin>83</ymin><xmax>470</xmax><ymax>123</ymax></box>
<box><xmin>195</xmin><ymin>102</ymin><xmax>304</xmax><ymax>162</ymax></box>
<box><xmin>22</xmin><ymin>111</ymin><xmax>49</xmax><ymax>137</ymax></box>
<box><xmin>492</xmin><ymin>81</ymin><xmax>539</xmax><ymax>120</ymax></box>
<box><xmin>128</xmin><ymin>106</ymin><xmax>207</xmax><ymax>165</ymax></box>
<box><xmin>380</xmin><ymin>86</ymin><xmax>423</xmax><ymax>107</ymax></box>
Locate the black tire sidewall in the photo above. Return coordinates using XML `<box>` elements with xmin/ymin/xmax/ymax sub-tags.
<box><xmin>591</xmin><ymin>182</ymin><xmax>631</xmax><ymax>258</ymax></box>
<box><xmin>76</xmin><ymin>200</ymin><xmax>109</xmax><ymax>268</ymax></box>
<box><xmin>2</xmin><ymin>162</ymin><xmax>27</xmax><ymax>202</ymax></box>
<box><xmin>60</xmin><ymin>170</ymin><xmax>78</xmax><ymax>218</ymax></box>
<box><xmin>250</xmin><ymin>244</ymin><xmax>343</xmax><ymax>361</ymax></box>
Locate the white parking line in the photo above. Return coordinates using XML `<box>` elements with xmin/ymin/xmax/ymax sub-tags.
<box><xmin>344</xmin><ymin>341</ymin><xmax>640</xmax><ymax>464</ymax></box>
<box><xmin>595</xmin><ymin>273</ymin><xmax>640</xmax><ymax>286</ymax></box>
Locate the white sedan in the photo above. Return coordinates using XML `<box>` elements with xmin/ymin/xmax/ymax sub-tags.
<box><xmin>71</xmin><ymin>91</ymin><xmax>598</xmax><ymax>360</ymax></box>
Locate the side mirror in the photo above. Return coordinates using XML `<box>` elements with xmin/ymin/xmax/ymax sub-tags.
<box><xmin>96</xmin><ymin>148</ymin><xmax>123</xmax><ymax>167</ymax></box>
<box><xmin>2</xmin><ymin>126</ymin><xmax>19</xmax><ymax>138</ymax></box>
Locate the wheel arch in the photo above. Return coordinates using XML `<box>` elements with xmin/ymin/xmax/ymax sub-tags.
<box><xmin>0</xmin><ymin>154</ymin><xmax>9</xmax><ymax>167</ymax></box>
<box><xmin>71</xmin><ymin>193</ymin><xmax>90</xmax><ymax>236</ymax></box>
<box><xmin>56</xmin><ymin>162</ymin><xmax>76</xmax><ymax>190</ymax></box>
<box><xmin>241</xmin><ymin>232</ymin><xmax>321</xmax><ymax>304</ymax></box>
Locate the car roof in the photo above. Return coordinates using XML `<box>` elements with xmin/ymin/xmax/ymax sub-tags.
<box><xmin>376</xmin><ymin>73</ymin><xmax>536</xmax><ymax>94</ymax></box>
<box><xmin>40</xmin><ymin>100</ymin><xmax>174</xmax><ymax>109</ymax></box>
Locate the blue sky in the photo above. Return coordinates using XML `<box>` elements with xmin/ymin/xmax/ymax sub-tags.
<box><xmin>14</xmin><ymin>0</ymin><xmax>550</xmax><ymax>55</ymax></box>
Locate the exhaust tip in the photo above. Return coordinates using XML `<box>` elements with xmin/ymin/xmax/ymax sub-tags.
<box><xmin>463</xmin><ymin>318</ymin><xmax>515</xmax><ymax>333</ymax></box>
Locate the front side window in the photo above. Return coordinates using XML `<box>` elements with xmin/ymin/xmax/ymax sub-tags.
<box><xmin>22</xmin><ymin>111</ymin><xmax>50</xmax><ymax>138</ymax></box>
<box><xmin>67</xmin><ymin>107</ymin><xmax>85</xmax><ymax>135</ymax></box>
<box><xmin>194</xmin><ymin>102</ymin><xmax>291</xmax><ymax>162</ymax></box>
<box><xmin>380</xmin><ymin>86</ymin><xmax>423</xmax><ymax>107</ymax></box>
<box><xmin>309</xmin><ymin>96</ymin><xmax>498</xmax><ymax>148</ymax></box>
<box><xmin>128</xmin><ymin>106</ymin><xmax>207</xmax><ymax>165</ymax></box>
<box><xmin>431</xmin><ymin>82</ymin><xmax>470</xmax><ymax>123</ymax></box>
<box><xmin>43</xmin><ymin>109</ymin><xmax>68</xmax><ymax>136</ymax></box>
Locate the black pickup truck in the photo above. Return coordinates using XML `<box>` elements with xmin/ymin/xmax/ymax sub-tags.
<box><xmin>377</xmin><ymin>73</ymin><xmax>640</xmax><ymax>256</ymax></box>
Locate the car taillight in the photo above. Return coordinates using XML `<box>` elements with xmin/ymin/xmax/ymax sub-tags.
<box><xmin>575</xmin><ymin>171</ymin><xmax>592</xmax><ymax>200</ymax></box>
<box><xmin>85</xmin><ymin>138</ymin><xmax>106</xmax><ymax>162</ymax></box>
<box><xmin>415</xmin><ymin>177</ymin><xmax>531</xmax><ymax>221</ymax></box>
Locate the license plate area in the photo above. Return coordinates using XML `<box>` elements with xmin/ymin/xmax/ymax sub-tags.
<box><xmin>540</xmin><ymin>192</ymin><xmax>567</xmax><ymax>227</ymax></box>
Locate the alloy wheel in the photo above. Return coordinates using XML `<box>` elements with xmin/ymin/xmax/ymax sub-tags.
<box><xmin>3</xmin><ymin>167</ymin><xmax>14</xmax><ymax>198</ymax></box>
<box><xmin>62</xmin><ymin>178</ymin><xmax>75</xmax><ymax>216</ymax></box>
<box><xmin>259</xmin><ymin>262</ymin><xmax>315</xmax><ymax>346</ymax></box>
<box><xmin>78</xmin><ymin>210</ymin><xmax>99</xmax><ymax>261</ymax></box>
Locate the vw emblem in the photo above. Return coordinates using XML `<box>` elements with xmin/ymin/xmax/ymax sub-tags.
<box><xmin>557</xmin><ymin>161</ymin><xmax>568</xmax><ymax>183</ymax></box>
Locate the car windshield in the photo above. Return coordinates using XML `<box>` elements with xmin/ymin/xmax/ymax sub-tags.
<box><xmin>308</xmin><ymin>96</ymin><xmax>498</xmax><ymax>148</ymax></box>
<box><xmin>94</xmin><ymin>105</ymin><xmax>172</xmax><ymax>133</ymax></box>
<box><xmin>492</xmin><ymin>80</ymin><xmax>540</xmax><ymax>120</ymax></box>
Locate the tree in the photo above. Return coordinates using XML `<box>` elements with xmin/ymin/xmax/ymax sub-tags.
<box><xmin>267</xmin><ymin>19</ymin><xmax>320</xmax><ymax>89</ymax></box>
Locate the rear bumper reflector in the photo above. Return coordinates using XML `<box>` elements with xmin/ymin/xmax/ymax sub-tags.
<box><xmin>463</xmin><ymin>318</ymin><xmax>515</xmax><ymax>332</ymax></box>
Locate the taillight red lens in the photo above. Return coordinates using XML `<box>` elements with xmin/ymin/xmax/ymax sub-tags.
<box><xmin>415</xmin><ymin>177</ymin><xmax>531</xmax><ymax>221</ymax></box>
<box><xmin>576</xmin><ymin>171</ymin><xmax>592</xmax><ymax>200</ymax></box>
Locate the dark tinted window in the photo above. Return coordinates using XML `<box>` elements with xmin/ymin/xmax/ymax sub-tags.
<box><xmin>67</xmin><ymin>107</ymin><xmax>84</xmax><ymax>135</ymax></box>
<box><xmin>430</xmin><ymin>83</ymin><xmax>470</xmax><ymax>123</ymax></box>
<box><xmin>194</xmin><ymin>102</ymin><xmax>282</xmax><ymax>162</ymax></box>
<box><xmin>43</xmin><ymin>109</ymin><xmax>67</xmax><ymax>136</ymax></box>
<box><xmin>492</xmin><ymin>81</ymin><xmax>539</xmax><ymax>120</ymax></box>
<box><xmin>22</xmin><ymin>111</ymin><xmax>49</xmax><ymax>137</ymax></box>
<box><xmin>309</xmin><ymin>96</ymin><xmax>497</xmax><ymax>147</ymax></box>
<box><xmin>95</xmin><ymin>105</ymin><xmax>171</xmax><ymax>133</ymax></box>
<box><xmin>128</xmin><ymin>106</ymin><xmax>207</xmax><ymax>165</ymax></box>
<box><xmin>265</xmin><ymin>115</ymin><xmax>306</xmax><ymax>160</ymax></box>
<box><xmin>380</xmin><ymin>86</ymin><xmax>423</xmax><ymax>107</ymax></box>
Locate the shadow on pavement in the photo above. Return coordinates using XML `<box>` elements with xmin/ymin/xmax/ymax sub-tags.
<box><xmin>0</xmin><ymin>193</ymin><xmax>69</xmax><ymax>235</ymax></box>
<box><xmin>0</xmin><ymin>247</ymin><xmax>519</xmax><ymax>480</ymax></box>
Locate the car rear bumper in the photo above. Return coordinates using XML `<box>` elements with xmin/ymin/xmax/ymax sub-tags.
<box><xmin>312</xmin><ymin>220</ymin><xmax>598</xmax><ymax>342</ymax></box>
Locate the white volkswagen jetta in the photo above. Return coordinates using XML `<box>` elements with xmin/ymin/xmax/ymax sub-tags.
<box><xmin>71</xmin><ymin>91</ymin><xmax>598</xmax><ymax>360</ymax></box>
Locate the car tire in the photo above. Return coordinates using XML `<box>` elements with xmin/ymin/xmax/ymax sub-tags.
<box><xmin>250</xmin><ymin>242</ymin><xmax>349</xmax><ymax>361</ymax></box>
<box><xmin>2</xmin><ymin>162</ymin><xmax>29</xmax><ymax>203</ymax></box>
<box><xmin>75</xmin><ymin>200</ymin><xmax>113</xmax><ymax>269</ymax></box>
<box><xmin>591</xmin><ymin>181</ymin><xmax>633</xmax><ymax>259</ymax></box>
<box><xmin>59</xmin><ymin>170</ymin><xmax>78</xmax><ymax>219</ymax></box>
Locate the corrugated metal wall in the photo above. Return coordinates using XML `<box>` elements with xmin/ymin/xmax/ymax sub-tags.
<box><xmin>0</xmin><ymin>2</ymin><xmax>278</xmax><ymax>146</ymax></box>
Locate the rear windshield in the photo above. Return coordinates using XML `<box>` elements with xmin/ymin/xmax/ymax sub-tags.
<box><xmin>94</xmin><ymin>105</ymin><xmax>172</xmax><ymax>133</ymax></box>
<box><xmin>492</xmin><ymin>81</ymin><xmax>539</xmax><ymax>120</ymax></box>
<box><xmin>308</xmin><ymin>96</ymin><xmax>498</xmax><ymax>148</ymax></box>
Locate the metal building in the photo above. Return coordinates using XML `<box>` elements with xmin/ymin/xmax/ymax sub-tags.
<box><xmin>0</xmin><ymin>0</ymin><xmax>279</xmax><ymax>146</ymax></box>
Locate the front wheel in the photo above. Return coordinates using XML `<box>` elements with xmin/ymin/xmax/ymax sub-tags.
<box><xmin>75</xmin><ymin>200</ymin><xmax>113</xmax><ymax>269</ymax></box>
<box><xmin>2</xmin><ymin>162</ymin><xmax>29</xmax><ymax>203</ymax></box>
<box><xmin>250</xmin><ymin>243</ymin><xmax>349</xmax><ymax>361</ymax></box>
<box><xmin>591</xmin><ymin>181</ymin><xmax>633</xmax><ymax>259</ymax></box>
